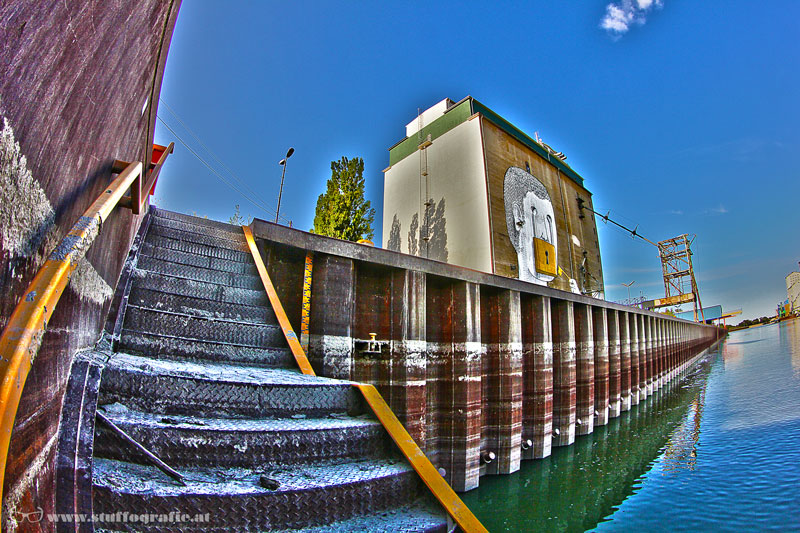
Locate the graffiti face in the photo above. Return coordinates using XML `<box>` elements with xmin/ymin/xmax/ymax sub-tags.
<box><xmin>503</xmin><ymin>167</ymin><xmax>558</xmax><ymax>285</ymax></box>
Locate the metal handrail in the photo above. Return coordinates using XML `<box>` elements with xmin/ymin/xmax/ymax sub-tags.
<box><xmin>0</xmin><ymin>147</ymin><xmax>168</xmax><ymax>512</ymax></box>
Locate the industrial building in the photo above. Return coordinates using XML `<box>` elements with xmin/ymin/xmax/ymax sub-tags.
<box><xmin>382</xmin><ymin>97</ymin><xmax>604</xmax><ymax>297</ymax></box>
<box><xmin>787</xmin><ymin>269</ymin><xmax>800</xmax><ymax>315</ymax></box>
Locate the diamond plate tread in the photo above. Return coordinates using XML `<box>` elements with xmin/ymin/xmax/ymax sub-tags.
<box><xmin>118</xmin><ymin>330</ymin><xmax>294</xmax><ymax>367</ymax></box>
<box><xmin>151</xmin><ymin>207</ymin><xmax>245</xmax><ymax>235</ymax></box>
<box><xmin>287</xmin><ymin>498</ymin><xmax>448</xmax><ymax>533</ymax></box>
<box><xmin>148</xmin><ymin>224</ymin><xmax>249</xmax><ymax>253</ymax></box>
<box><xmin>99</xmin><ymin>353</ymin><xmax>361</xmax><ymax>418</ymax></box>
<box><xmin>131</xmin><ymin>269</ymin><xmax>268</xmax><ymax>306</ymax></box>
<box><xmin>141</xmin><ymin>242</ymin><xmax>259</xmax><ymax>276</ymax></box>
<box><xmin>149</xmin><ymin>213</ymin><xmax>246</xmax><ymax>243</ymax></box>
<box><xmin>128</xmin><ymin>287</ymin><xmax>277</xmax><ymax>325</ymax></box>
<box><xmin>136</xmin><ymin>257</ymin><xmax>263</xmax><ymax>290</ymax></box>
<box><xmin>145</xmin><ymin>233</ymin><xmax>252</xmax><ymax>263</ymax></box>
<box><xmin>92</xmin><ymin>457</ymin><xmax>423</xmax><ymax>531</ymax></box>
<box><xmin>94</xmin><ymin>405</ymin><xmax>386</xmax><ymax>467</ymax></box>
<box><xmin>122</xmin><ymin>306</ymin><xmax>284</xmax><ymax>348</ymax></box>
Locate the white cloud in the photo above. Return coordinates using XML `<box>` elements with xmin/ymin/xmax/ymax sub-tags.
<box><xmin>707</xmin><ymin>204</ymin><xmax>728</xmax><ymax>215</ymax></box>
<box><xmin>601</xmin><ymin>0</ymin><xmax>663</xmax><ymax>37</ymax></box>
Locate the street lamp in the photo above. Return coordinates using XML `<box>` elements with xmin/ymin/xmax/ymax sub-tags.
<box><xmin>275</xmin><ymin>147</ymin><xmax>294</xmax><ymax>224</ymax></box>
<box><xmin>622</xmin><ymin>280</ymin><xmax>635</xmax><ymax>306</ymax></box>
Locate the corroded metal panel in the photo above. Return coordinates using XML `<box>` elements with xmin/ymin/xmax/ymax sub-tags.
<box><xmin>630</xmin><ymin>311</ymin><xmax>640</xmax><ymax>406</ymax></box>
<box><xmin>479</xmin><ymin>288</ymin><xmax>522</xmax><ymax>476</ymax></box>
<box><xmin>308</xmin><ymin>255</ymin><xmax>355</xmax><ymax>380</ymax></box>
<box><xmin>619</xmin><ymin>311</ymin><xmax>632</xmax><ymax>412</ymax></box>
<box><xmin>591</xmin><ymin>306</ymin><xmax>609</xmax><ymax>427</ymax></box>
<box><xmin>521</xmin><ymin>294</ymin><xmax>552</xmax><ymax>460</ymax></box>
<box><xmin>607</xmin><ymin>310</ymin><xmax>622</xmax><ymax>419</ymax></box>
<box><xmin>551</xmin><ymin>300</ymin><xmax>576</xmax><ymax>447</ymax></box>
<box><xmin>574</xmin><ymin>303</ymin><xmax>594</xmax><ymax>436</ymax></box>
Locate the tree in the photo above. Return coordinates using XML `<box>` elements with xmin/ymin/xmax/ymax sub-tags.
<box><xmin>228</xmin><ymin>204</ymin><xmax>251</xmax><ymax>226</ymax></box>
<box><xmin>311</xmin><ymin>156</ymin><xmax>375</xmax><ymax>241</ymax></box>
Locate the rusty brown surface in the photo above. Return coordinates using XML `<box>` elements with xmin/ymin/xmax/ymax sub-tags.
<box><xmin>0</xmin><ymin>1</ymin><xmax>180</xmax><ymax>529</ymax></box>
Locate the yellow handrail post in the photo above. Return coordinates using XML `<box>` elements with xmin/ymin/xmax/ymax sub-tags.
<box><xmin>242</xmin><ymin>226</ymin><xmax>316</xmax><ymax>376</ymax></box>
<box><xmin>0</xmin><ymin>161</ymin><xmax>142</xmax><ymax>512</ymax></box>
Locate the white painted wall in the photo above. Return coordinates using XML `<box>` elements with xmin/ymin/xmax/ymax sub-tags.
<box><xmin>787</xmin><ymin>272</ymin><xmax>800</xmax><ymax>312</ymax></box>
<box><xmin>383</xmin><ymin>117</ymin><xmax>492</xmax><ymax>273</ymax></box>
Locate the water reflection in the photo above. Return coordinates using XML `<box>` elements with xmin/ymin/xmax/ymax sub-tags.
<box><xmin>462</xmin><ymin>354</ymin><xmax>716</xmax><ymax>532</ymax></box>
<box><xmin>661</xmin><ymin>387</ymin><xmax>704</xmax><ymax>473</ymax></box>
<box><xmin>782</xmin><ymin>318</ymin><xmax>800</xmax><ymax>374</ymax></box>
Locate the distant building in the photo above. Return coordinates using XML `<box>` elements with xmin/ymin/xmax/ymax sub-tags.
<box><xmin>382</xmin><ymin>97</ymin><xmax>604</xmax><ymax>297</ymax></box>
<box><xmin>787</xmin><ymin>269</ymin><xmax>800</xmax><ymax>314</ymax></box>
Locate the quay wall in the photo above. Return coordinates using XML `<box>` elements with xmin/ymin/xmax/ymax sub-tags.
<box><xmin>252</xmin><ymin>219</ymin><xmax>723</xmax><ymax>492</ymax></box>
<box><xmin>0</xmin><ymin>2</ymin><xmax>180</xmax><ymax>529</ymax></box>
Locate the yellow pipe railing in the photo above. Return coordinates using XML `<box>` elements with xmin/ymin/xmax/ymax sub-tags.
<box><xmin>0</xmin><ymin>143</ymin><xmax>171</xmax><ymax>513</ymax></box>
<box><xmin>242</xmin><ymin>225</ymin><xmax>316</xmax><ymax>376</ymax></box>
<box><xmin>242</xmin><ymin>225</ymin><xmax>487</xmax><ymax>532</ymax></box>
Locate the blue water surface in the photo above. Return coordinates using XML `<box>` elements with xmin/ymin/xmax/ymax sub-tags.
<box><xmin>462</xmin><ymin>319</ymin><xmax>800</xmax><ymax>532</ymax></box>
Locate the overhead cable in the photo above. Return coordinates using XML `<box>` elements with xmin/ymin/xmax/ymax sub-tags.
<box><xmin>156</xmin><ymin>115</ymin><xmax>291</xmax><ymax>224</ymax></box>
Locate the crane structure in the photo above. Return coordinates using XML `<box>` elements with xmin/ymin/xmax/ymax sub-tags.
<box><xmin>575</xmin><ymin>199</ymin><xmax>706</xmax><ymax>322</ymax></box>
<box><xmin>654</xmin><ymin>234</ymin><xmax>705</xmax><ymax>322</ymax></box>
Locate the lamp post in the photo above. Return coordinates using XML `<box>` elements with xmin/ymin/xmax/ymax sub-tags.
<box><xmin>275</xmin><ymin>147</ymin><xmax>294</xmax><ymax>224</ymax></box>
<box><xmin>622</xmin><ymin>280</ymin><xmax>635</xmax><ymax>306</ymax></box>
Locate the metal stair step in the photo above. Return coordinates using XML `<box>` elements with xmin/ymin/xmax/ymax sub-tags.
<box><xmin>94</xmin><ymin>405</ymin><xmax>386</xmax><ymax>468</ymax></box>
<box><xmin>128</xmin><ymin>286</ymin><xmax>277</xmax><ymax>324</ymax></box>
<box><xmin>291</xmin><ymin>498</ymin><xmax>448</xmax><ymax>533</ymax></box>
<box><xmin>150</xmin><ymin>211</ymin><xmax>247</xmax><ymax>243</ymax></box>
<box><xmin>92</xmin><ymin>457</ymin><xmax>424</xmax><ymax>532</ymax></box>
<box><xmin>118</xmin><ymin>329</ymin><xmax>293</xmax><ymax>367</ymax></box>
<box><xmin>136</xmin><ymin>257</ymin><xmax>263</xmax><ymax>290</ymax></box>
<box><xmin>121</xmin><ymin>306</ymin><xmax>283</xmax><ymax>348</ymax></box>
<box><xmin>151</xmin><ymin>207</ymin><xmax>245</xmax><ymax>235</ymax></box>
<box><xmin>130</xmin><ymin>269</ymin><xmax>268</xmax><ymax>306</ymax></box>
<box><xmin>99</xmin><ymin>353</ymin><xmax>361</xmax><ymax>418</ymax></box>
<box><xmin>140</xmin><ymin>242</ymin><xmax>259</xmax><ymax>276</ymax></box>
<box><xmin>144</xmin><ymin>233</ymin><xmax>252</xmax><ymax>263</ymax></box>
<box><xmin>147</xmin><ymin>224</ymin><xmax>250</xmax><ymax>254</ymax></box>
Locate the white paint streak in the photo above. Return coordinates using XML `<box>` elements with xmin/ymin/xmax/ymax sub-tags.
<box><xmin>2</xmin><ymin>433</ymin><xmax>58</xmax><ymax>532</ymax></box>
<box><xmin>0</xmin><ymin>111</ymin><xmax>57</xmax><ymax>261</ymax></box>
<box><xmin>69</xmin><ymin>257</ymin><xmax>113</xmax><ymax>304</ymax></box>
<box><xmin>1</xmin><ymin>104</ymin><xmax>111</xmax><ymax>304</ymax></box>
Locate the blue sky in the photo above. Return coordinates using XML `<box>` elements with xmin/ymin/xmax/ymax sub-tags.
<box><xmin>154</xmin><ymin>1</ymin><xmax>799</xmax><ymax>322</ymax></box>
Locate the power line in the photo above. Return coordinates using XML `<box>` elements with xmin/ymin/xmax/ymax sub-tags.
<box><xmin>158</xmin><ymin>99</ymin><xmax>277</xmax><ymax>216</ymax></box>
<box><xmin>577</xmin><ymin>199</ymin><xmax>658</xmax><ymax>247</ymax></box>
<box><xmin>156</xmin><ymin>115</ymin><xmax>291</xmax><ymax>224</ymax></box>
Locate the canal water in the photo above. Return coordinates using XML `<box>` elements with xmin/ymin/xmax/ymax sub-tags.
<box><xmin>461</xmin><ymin>319</ymin><xmax>800</xmax><ymax>532</ymax></box>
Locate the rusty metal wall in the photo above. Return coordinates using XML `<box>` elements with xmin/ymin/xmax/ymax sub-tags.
<box><xmin>254</xmin><ymin>219</ymin><xmax>724</xmax><ymax>493</ymax></box>
<box><xmin>0</xmin><ymin>2</ymin><xmax>180</xmax><ymax>530</ymax></box>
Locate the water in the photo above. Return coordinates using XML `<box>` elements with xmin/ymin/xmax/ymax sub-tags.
<box><xmin>461</xmin><ymin>319</ymin><xmax>800</xmax><ymax>532</ymax></box>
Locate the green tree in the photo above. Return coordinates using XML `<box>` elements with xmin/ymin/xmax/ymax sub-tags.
<box><xmin>311</xmin><ymin>156</ymin><xmax>375</xmax><ymax>241</ymax></box>
<box><xmin>228</xmin><ymin>204</ymin><xmax>251</xmax><ymax>226</ymax></box>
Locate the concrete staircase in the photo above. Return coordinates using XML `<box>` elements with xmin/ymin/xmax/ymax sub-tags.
<box><xmin>92</xmin><ymin>208</ymin><xmax>447</xmax><ymax>531</ymax></box>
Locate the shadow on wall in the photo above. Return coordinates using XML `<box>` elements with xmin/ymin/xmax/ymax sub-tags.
<box><xmin>387</xmin><ymin>214</ymin><xmax>402</xmax><ymax>252</ymax></box>
<box><xmin>425</xmin><ymin>197</ymin><xmax>448</xmax><ymax>263</ymax></box>
<box><xmin>392</xmin><ymin>198</ymin><xmax>448</xmax><ymax>262</ymax></box>
<box><xmin>408</xmin><ymin>213</ymin><xmax>419</xmax><ymax>256</ymax></box>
